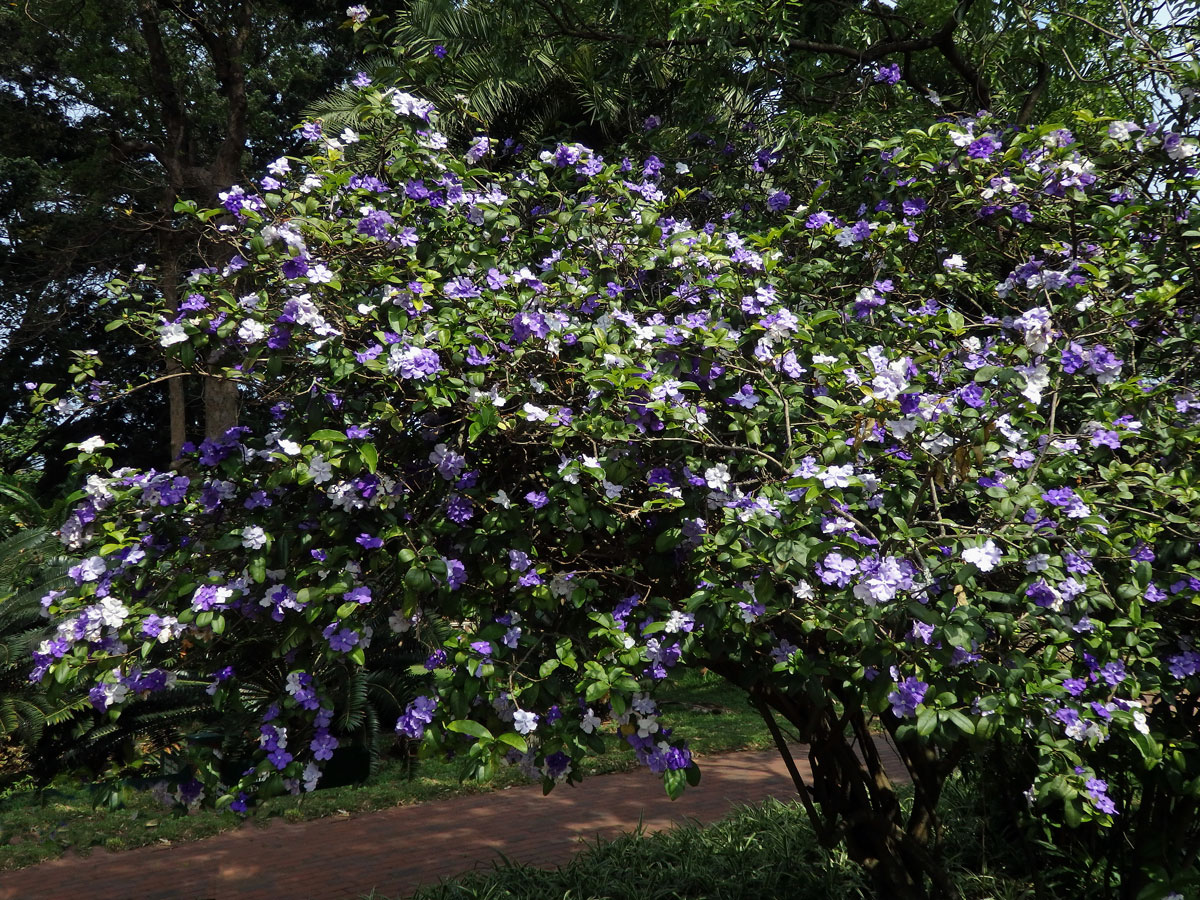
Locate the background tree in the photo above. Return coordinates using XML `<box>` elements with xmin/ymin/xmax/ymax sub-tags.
<box><xmin>0</xmin><ymin>0</ymin><xmax>369</xmax><ymax>485</ymax></box>
<box><xmin>317</xmin><ymin>0</ymin><xmax>1194</xmax><ymax>150</ymax></box>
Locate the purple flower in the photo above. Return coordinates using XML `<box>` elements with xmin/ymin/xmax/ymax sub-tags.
<box><xmin>1063</xmin><ymin>677</ymin><xmax>1087</xmax><ymax>696</ymax></box>
<box><xmin>525</xmin><ymin>490</ymin><xmax>549</xmax><ymax>509</ymax></box>
<box><xmin>323</xmin><ymin>624</ymin><xmax>360</xmax><ymax>652</ymax></box>
<box><xmin>389</xmin><ymin>346</ymin><xmax>443</xmax><ymax>380</ymax></box>
<box><xmin>1041</xmin><ymin>487</ymin><xmax>1078</xmax><ymax>507</ymax></box>
<box><xmin>356</xmin><ymin>533</ymin><xmax>384</xmax><ymax>550</ymax></box>
<box><xmin>1099</xmin><ymin>660</ymin><xmax>1126</xmax><ymax>686</ymax></box>
<box><xmin>817</xmin><ymin>552</ymin><xmax>858</xmax><ymax>588</ymax></box>
<box><xmin>444</xmin><ymin>276</ymin><xmax>481</xmax><ymax>300</ymax></box>
<box><xmin>397</xmin><ymin>696</ymin><xmax>438</xmax><ymax>738</ymax></box>
<box><xmin>766</xmin><ymin>190</ymin><xmax>790</xmax><ymax>212</ymax></box>
<box><xmin>445</xmin><ymin>494</ymin><xmax>474</xmax><ymax>524</ymax></box>
<box><xmin>443</xmin><ymin>558</ymin><xmax>467</xmax><ymax>590</ymax></box>
<box><xmin>967</xmin><ymin>135</ymin><xmax>1000</xmax><ymax>161</ymax></box>
<box><xmin>357</xmin><ymin>209</ymin><xmax>394</xmax><ymax>239</ymax></box>
<box><xmin>959</xmin><ymin>383</ymin><xmax>984</xmax><ymax>409</ymax></box>
<box><xmin>874</xmin><ymin>63</ymin><xmax>901</xmax><ymax>84</ymax></box>
<box><xmin>343</xmin><ymin>586</ymin><xmax>372</xmax><ymax>605</ymax></box>
<box><xmin>888</xmin><ymin>676</ymin><xmax>928</xmax><ymax>717</ymax></box>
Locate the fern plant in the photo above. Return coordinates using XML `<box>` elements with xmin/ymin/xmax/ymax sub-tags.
<box><xmin>0</xmin><ymin>479</ymin><xmax>75</xmax><ymax>785</ymax></box>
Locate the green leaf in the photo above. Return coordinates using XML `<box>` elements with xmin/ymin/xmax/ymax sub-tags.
<box><xmin>916</xmin><ymin>708</ymin><xmax>938</xmax><ymax>736</ymax></box>
<box><xmin>664</xmin><ymin>768</ymin><xmax>687</xmax><ymax>800</ymax></box>
<box><xmin>496</xmin><ymin>732</ymin><xmax>528</xmax><ymax>753</ymax></box>
<box><xmin>447</xmin><ymin>720</ymin><xmax>494</xmax><ymax>741</ymax></box>
<box><xmin>359</xmin><ymin>442</ymin><xmax>378</xmax><ymax>474</ymax></box>
<box><xmin>944</xmin><ymin>709</ymin><xmax>975</xmax><ymax>735</ymax></box>
<box><xmin>309</xmin><ymin>429</ymin><xmax>346</xmax><ymax>442</ymax></box>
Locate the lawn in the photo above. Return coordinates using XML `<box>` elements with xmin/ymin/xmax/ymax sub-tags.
<box><xmin>0</xmin><ymin>667</ymin><xmax>776</xmax><ymax>870</ymax></box>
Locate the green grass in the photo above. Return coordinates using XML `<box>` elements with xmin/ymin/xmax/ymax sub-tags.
<box><xmin>0</xmin><ymin>668</ymin><xmax>774</xmax><ymax>871</ymax></box>
<box><xmin>393</xmin><ymin>787</ymin><xmax>1041</xmax><ymax>900</ymax></box>
<box><xmin>398</xmin><ymin>799</ymin><xmax>871</xmax><ymax>900</ymax></box>
<box><xmin>390</xmin><ymin>776</ymin><xmax>1041</xmax><ymax>900</ymax></box>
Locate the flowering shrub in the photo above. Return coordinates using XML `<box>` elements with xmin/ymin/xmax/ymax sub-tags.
<box><xmin>35</xmin><ymin>87</ymin><xmax>1200</xmax><ymax>895</ymax></box>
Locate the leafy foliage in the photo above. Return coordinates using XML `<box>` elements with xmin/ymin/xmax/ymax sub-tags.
<box><xmin>24</xmin><ymin>5</ymin><xmax>1200</xmax><ymax>898</ymax></box>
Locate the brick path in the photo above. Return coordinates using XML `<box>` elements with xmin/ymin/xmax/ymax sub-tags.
<box><xmin>0</xmin><ymin>742</ymin><xmax>906</xmax><ymax>900</ymax></box>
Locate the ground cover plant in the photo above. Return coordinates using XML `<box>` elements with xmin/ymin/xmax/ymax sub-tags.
<box><xmin>398</xmin><ymin>783</ymin><xmax>1048</xmax><ymax>900</ymax></box>
<box><xmin>17</xmin><ymin>5</ymin><xmax>1200</xmax><ymax>898</ymax></box>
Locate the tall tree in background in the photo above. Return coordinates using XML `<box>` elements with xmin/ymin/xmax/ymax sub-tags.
<box><xmin>0</xmin><ymin>0</ymin><xmax>368</xmax><ymax>486</ymax></box>
<box><xmin>315</xmin><ymin>0</ymin><xmax>1194</xmax><ymax>161</ymax></box>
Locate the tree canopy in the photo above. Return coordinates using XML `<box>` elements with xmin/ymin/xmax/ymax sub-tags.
<box><xmin>0</xmin><ymin>0</ymin><xmax>365</xmax><ymax>482</ymax></box>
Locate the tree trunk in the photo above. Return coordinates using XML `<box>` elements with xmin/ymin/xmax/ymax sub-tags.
<box><xmin>736</xmin><ymin>673</ymin><xmax>959</xmax><ymax>900</ymax></box>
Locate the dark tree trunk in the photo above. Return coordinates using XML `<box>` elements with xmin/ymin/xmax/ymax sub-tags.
<box><xmin>720</xmin><ymin>662</ymin><xmax>961</xmax><ymax>900</ymax></box>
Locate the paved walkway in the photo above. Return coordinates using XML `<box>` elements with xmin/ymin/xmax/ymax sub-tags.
<box><xmin>0</xmin><ymin>743</ymin><xmax>906</xmax><ymax>900</ymax></box>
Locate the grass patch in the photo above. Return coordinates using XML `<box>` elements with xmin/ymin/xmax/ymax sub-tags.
<box><xmin>0</xmin><ymin>667</ymin><xmax>772</xmax><ymax>871</ymax></box>
<box><xmin>398</xmin><ymin>798</ymin><xmax>870</xmax><ymax>900</ymax></box>
<box><xmin>391</xmin><ymin>782</ymin><xmax>1040</xmax><ymax>900</ymax></box>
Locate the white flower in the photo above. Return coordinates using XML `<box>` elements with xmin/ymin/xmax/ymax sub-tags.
<box><xmin>513</xmin><ymin>709</ymin><xmax>538</xmax><ymax>735</ymax></box>
<box><xmin>1107</xmin><ymin>121</ymin><xmax>1141</xmax><ymax>141</ymax></box>
<box><xmin>943</xmin><ymin>254</ymin><xmax>966</xmax><ymax>270</ymax></box>
<box><xmin>1017</xmin><ymin>363</ymin><xmax>1050</xmax><ymax>405</ymax></box>
<box><xmin>962</xmin><ymin>540</ymin><xmax>1002</xmax><ymax>572</ymax></box>
<box><xmin>307</xmin><ymin>263</ymin><xmax>334</xmax><ymax>284</ymax></box>
<box><xmin>602</xmin><ymin>480</ymin><xmax>623</xmax><ymax>499</ymax></box>
<box><xmin>78</xmin><ymin>556</ymin><xmax>107</xmax><ymax>582</ymax></box>
<box><xmin>1166</xmin><ymin>136</ymin><xmax>1198</xmax><ymax>161</ymax></box>
<box><xmin>238</xmin><ymin>318</ymin><xmax>266</xmax><ymax>343</ymax></box>
<box><xmin>819</xmin><ymin>464</ymin><xmax>854</xmax><ymax>489</ymax></box>
<box><xmin>663</xmin><ymin>610</ymin><xmax>694</xmax><ymax>633</ymax></box>
<box><xmin>159</xmin><ymin>322</ymin><xmax>188</xmax><ymax>347</ymax></box>
<box><xmin>675</xmin><ymin>162</ymin><xmax>690</xmax><ymax>174</ymax></box>
<box><xmin>340</xmin><ymin>127</ymin><xmax>359</xmax><ymax>144</ymax></box>
<box><xmin>306</xmin><ymin>454</ymin><xmax>333</xmax><ymax>484</ymax></box>
<box><xmin>1025</xmin><ymin>553</ymin><xmax>1050</xmax><ymax>572</ymax></box>
<box><xmin>522</xmin><ymin>402</ymin><xmax>548</xmax><ymax>421</ymax></box>
<box><xmin>276</xmin><ymin>438</ymin><xmax>302</xmax><ymax>456</ymax></box>
<box><xmin>493</xmin><ymin>490</ymin><xmax>511</xmax><ymax>509</ymax></box>
<box><xmin>267</xmin><ymin>156</ymin><xmax>291</xmax><ymax>176</ymax></box>
<box><xmin>1013</xmin><ymin>307</ymin><xmax>1053</xmax><ymax>354</ymax></box>
<box><xmin>241</xmin><ymin>526</ymin><xmax>268</xmax><ymax>550</ymax></box>
<box><xmin>97</xmin><ymin>596</ymin><xmax>129</xmax><ymax>628</ymax></box>
<box><xmin>871</xmin><ymin>365</ymin><xmax>909</xmax><ymax>401</ymax></box>
<box><xmin>302</xmin><ymin>761</ymin><xmax>322</xmax><ymax>792</ymax></box>
<box><xmin>704</xmin><ymin>463</ymin><xmax>731</xmax><ymax>492</ymax></box>
<box><xmin>78</xmin><ymin>435</ymin><xmax>106</xmax><ymax>454</ymax></box>
<box><xmin>388</xmin><ymin>610</ymin><xmax>415</xmax><ymax>633</ymax></box>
